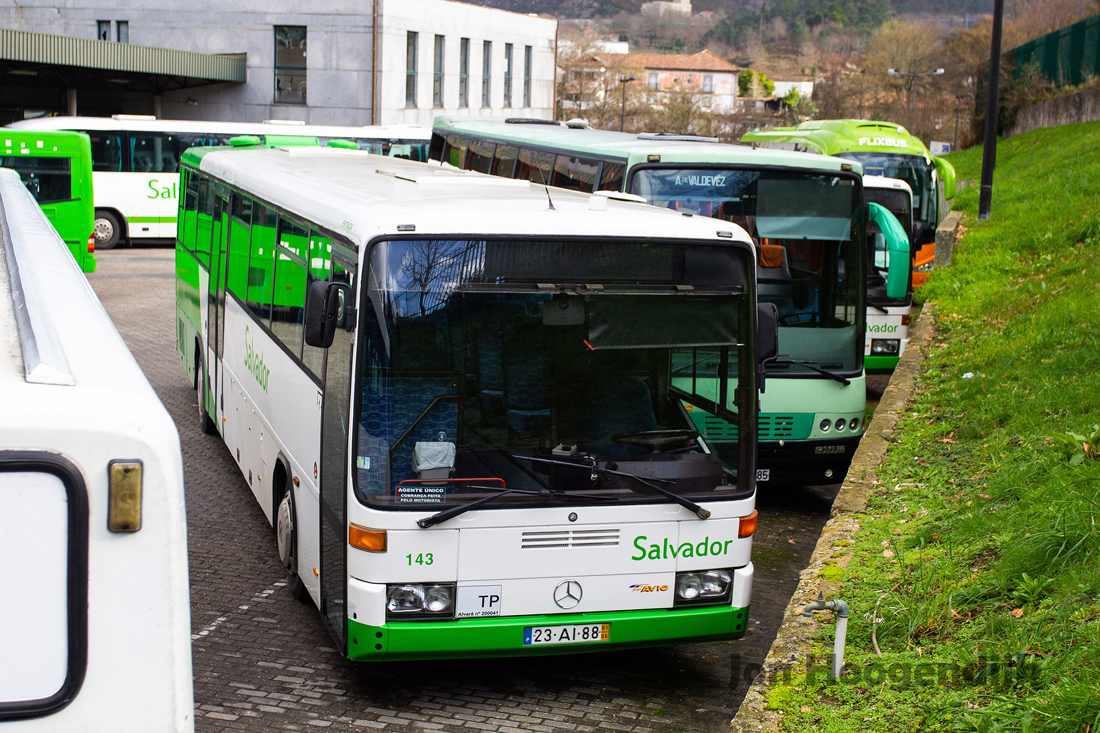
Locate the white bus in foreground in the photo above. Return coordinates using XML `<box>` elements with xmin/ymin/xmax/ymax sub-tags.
<box><xmin>0</xmin><ymin>169</ymin><xmax>192</xmax><ymax>731</ymax></box>
<box><xmin>7</xmin><ymin>116</ymin><xmax>430</xmax><ymax>248</ymax></box>
<box><xmin>175</xmin><ymin>143</ymin><xmax>774</xmax><ymax>660</ymax></box>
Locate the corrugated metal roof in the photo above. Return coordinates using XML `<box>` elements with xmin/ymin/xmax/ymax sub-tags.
<box><xmin>0</xmin><ymin>28</ymin><xmax>245</xmax><ymax>82</ymax></box>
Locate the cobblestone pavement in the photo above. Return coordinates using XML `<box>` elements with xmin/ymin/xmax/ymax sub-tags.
<box><xmin>89</xmin><ymin>247</ymin><xmax>839</xmax><ymax>733</ymax></box>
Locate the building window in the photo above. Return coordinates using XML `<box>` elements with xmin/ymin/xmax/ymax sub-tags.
<box><xmin>97</xmin><ymin>20</ymin><xmax>111</xmax><ymax>41</ymax></box>
<box><xmin>503</xmin><ymin>43</ymin><xmax>513</xmax><ymax>108</ymax></box>
<box><xmin>481</xmin><ymin>41</ymin><xmax>492</xmax><ymax>107</ymax></box>
<box><xmin>274</xmin><ymin>26</ymin><xmax>307</xmax><ymax>105</ymax></box>
<box><xmin>433</xmin><ymin>35</ymin><xmax>445</xmax><ymax>108</ymax></box>
<box><xmin>116</xmin><ymin>21</ymin><xmax>128</xmax><ymax>43</ymax></box>
<box><xmin>647</xmin><ymin>72</ymin><xmax>658</xmax><ymax>90</ymax></box>
<box><xmin>523</xmin><ymin>45</ymin><xmax>532</xmax><ymax>107</ymax></box>
<box><xmin>406</xmin><ymin>31</ymin><xmax>418</xmax><ymax>108</ymax></box>
<box><xmin>702</xmin><ymin>74</ymin><xmax>713</xmax><ymax>93</ymax></box>
<box><xmin>459</xmin><ymin>38</ymin><xmax>469</xmax><ymax>108</ymax></box>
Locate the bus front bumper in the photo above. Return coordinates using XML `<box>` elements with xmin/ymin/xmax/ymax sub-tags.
<box><xmin>756</xmin><ymin>435</ymin><xmax>863</xmax><ymax>488</ymax></box>
<box><xmin>346</xmin><ymin>572</ymin><xmax>752</xmax><ymax>662</ymax></box>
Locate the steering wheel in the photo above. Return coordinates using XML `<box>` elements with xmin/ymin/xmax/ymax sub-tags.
<box><xmin>610</xmin><ymin>429</ymin><xmax>700</xmax><ymax>450</ymax></box>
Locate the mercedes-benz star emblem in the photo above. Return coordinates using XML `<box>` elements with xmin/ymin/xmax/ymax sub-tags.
<box><xmin>553</xmin><ymin>580</ymin><xmax>583</xmax><ymax>609</ymax></box>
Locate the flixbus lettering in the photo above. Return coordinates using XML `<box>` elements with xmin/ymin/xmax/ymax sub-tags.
<box><xmin>244</xmin><ymin>326</ymin><xmax>270</xmax><ymax>392</ymax></box>
<box><xmin>857</xmin><ymin>137</ymin><xmax>909</xmax><ymax>149</ymax></box>
<box><xmin>631</xmin><ymin>535</ymin><xmax>735</xmax><ymax>561</ymax></box>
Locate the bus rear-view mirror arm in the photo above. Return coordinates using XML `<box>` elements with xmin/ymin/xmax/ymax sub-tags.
<box><xmin>305</xmin><ymin>280</ymin><xmax>356</xmax><ymax>348</ymax></box>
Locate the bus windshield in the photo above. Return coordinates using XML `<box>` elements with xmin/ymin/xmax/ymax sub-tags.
<box><xmin>836</xmin><ymin>153</ymin><xmax>931</xmax><ymax>224</ymax></box>
<box><xmin>629</xmin><ymin>168</ymin><xmax>863</xmax><ymax>375</ymax></box>
<box><xmin>354</xmin><ymin>238</ymin><xmax>752</xmax><ymax>509</ymax></box>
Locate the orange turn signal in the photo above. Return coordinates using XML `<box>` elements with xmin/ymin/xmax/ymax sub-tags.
<box><xmin>738</xmin><ymin>510</ymin><xmax>758</xmax><ymax>538</ymax></box>
<box><xmin>348</xmin><ymin>524</ymin><xmax>387</xmax><ymax>552</ymax></box>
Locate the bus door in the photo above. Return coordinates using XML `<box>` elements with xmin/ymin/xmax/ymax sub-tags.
<box><xmin>206</xmin><ymin>194</ymin><xmax>229</xmax><ymax>421</ymax></box>
<box><xmin>319</xmin><ymin>252</ymin><xmax>356</xmax><ymax>649</ymax></box>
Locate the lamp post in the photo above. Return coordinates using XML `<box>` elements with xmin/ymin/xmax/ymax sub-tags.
<box><xmin>619</xmin><ymin>75</ymin><xmax>636</xmax><ymax>132</ymax></box>
<box><xmin>887</xmin><ymin>67</ymin><xmax>944</xmax><ymax>109</ymax></box>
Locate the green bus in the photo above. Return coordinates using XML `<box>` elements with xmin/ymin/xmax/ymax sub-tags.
<box><xmin>740</xmin><ymin>119</ymin><xmax>956</xmax><ymax>287</ymax></box>
<box><xmin>1</xmin><ymin>129</ymin><xmax>96</xmax><ymax>273</ymax></box>
<box><xmin>431</xmin><ymin>117</ymin><xmax>910</xmax><ymax>487</ymax></box>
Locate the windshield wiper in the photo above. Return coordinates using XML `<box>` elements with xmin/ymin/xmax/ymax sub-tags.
<box><xmin>769</xmin><ymin>359</ymin><xmax>851</xmax><ymax>386</ymax></box>
<box><xmin>514</xmin><ymin>455</ymin><xmax>711</xmax><ymax>520</ymax></box>
<box><xmin>417</xmin><ymin>486</ymin><xmax>616</xmax><ymax>529</ymax></box>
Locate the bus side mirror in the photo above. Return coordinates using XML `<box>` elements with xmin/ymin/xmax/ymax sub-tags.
<box><xmin>886</xmin><ymin>234</ymin><xmax>909</xmax><ymax>299</ymax></box>
<box><xmin>933</xmin><ymin>156</ymin><xmax>956</xmax><ymax>200</ymax></box>
<box><xmin>304</xmin><ymin>280</ymin><xmax>348</xmax><ymax>348</ymax></box>
<box><xmin>755</xmin><ymin>302</ymin><xmax>778</xmax><ymax>393</ymax></box>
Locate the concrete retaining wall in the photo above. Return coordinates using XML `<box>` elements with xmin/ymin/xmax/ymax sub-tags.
<box><xmin>1007</xmin><ymin>86</ymin><xmax>1100</xmax><ymax>137</ymax></box>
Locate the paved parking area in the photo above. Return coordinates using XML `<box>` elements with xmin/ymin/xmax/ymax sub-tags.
<box><xmin>88</xmin><ymin>246</ymin><xmax>837</xmax><ymax>733</ymax></box>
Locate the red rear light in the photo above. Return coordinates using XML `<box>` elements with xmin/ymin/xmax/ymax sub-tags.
<box><xmin>88</xmin><ymin>235</ymin><xmax>95</xmax><ymax>254</ymax></box>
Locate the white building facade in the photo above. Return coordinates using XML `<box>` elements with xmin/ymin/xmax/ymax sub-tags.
<box><xmin>0</xmin><ymin>0</ymin><xmax>556</xmax><ymax>126</ymax></box>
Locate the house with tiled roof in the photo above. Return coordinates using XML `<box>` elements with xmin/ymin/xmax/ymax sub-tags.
<box><xmin>594</xmin><ymin>50</ymin><xmax>739</xmax><ymax>114</ymax></box>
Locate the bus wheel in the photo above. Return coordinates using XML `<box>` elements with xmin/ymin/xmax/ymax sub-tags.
<box><xmin>196</xmin><ymin>351</ymin><xmax>216</xmax><ymax>436</ymax></box>
<box><xmin>276</xmin><ymin>483</ymin><xmax>308</xmax><ymax>601</ymax></box>
<box><xmin>94</xmin><ymin>210</ymin><xmax>124</xmax><ymax>250</ymax></box>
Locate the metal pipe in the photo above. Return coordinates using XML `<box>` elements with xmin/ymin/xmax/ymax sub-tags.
<box><xmin>802</xmin><ymin>595</ymin><xmax>850</xmax><ymax>679</ymax></box>
<box><xmin>978</xmin><ymin>0</ymin><xmax>1004</xmax><ymax>220</ymax></box>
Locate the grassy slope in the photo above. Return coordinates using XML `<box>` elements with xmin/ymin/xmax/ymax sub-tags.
<box><xmin>768</xmin><ymin>121</ymin><xmax>1100</xmax><ymax>731</ymax></box>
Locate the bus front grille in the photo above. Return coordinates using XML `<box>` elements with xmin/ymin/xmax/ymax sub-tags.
<box><xmin>696</xmin><ymin>413</ymin><xmax>811</xmax><ymax>441</ymax></box>
<box><xmin>521</xmin><ymin>529</ymin><xmax>620</xmax><ymax>549</ymax></box>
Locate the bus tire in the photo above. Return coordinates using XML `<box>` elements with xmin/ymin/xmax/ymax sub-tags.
<box><xmin>94</xmin><ymin>210</ymin><xmax>124</xmax><ymax>250</ymax></box>
<box><xmin>276</xmin><ymin>483</ymin><xmax>308</xmax><ymax>601</ymax></box>
<box><xmin>196</xmin><ymin>350</ymin><xmax>216</xmax><ymax>436</ymax></box>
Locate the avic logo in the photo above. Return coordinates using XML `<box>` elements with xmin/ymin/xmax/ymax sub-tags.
<box><xmin>629</xmin><ymin>584</ymin><xmax>669</xmax><ymax>593</ymax></box>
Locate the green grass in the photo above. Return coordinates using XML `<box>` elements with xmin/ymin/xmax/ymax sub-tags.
<box><xmin>770</xmin><ymin>121</ymin><xmax>1100</xmax><ymax>732</ymax></box>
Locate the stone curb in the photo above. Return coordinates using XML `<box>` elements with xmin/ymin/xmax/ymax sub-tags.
<box><xmin>729</xmin><ymin>215</ymin><xmax>965</xmax><ymax>732</ymax></box>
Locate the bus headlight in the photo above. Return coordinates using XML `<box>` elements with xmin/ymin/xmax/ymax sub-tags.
<box><xmin>674</xmin><ymin>569</ymin><xmax>733</xmax><ymax>606</ymax></box>
<box><xmin>871</xmin><ymin>339</ymin><xmax>900</xmax><ymax>355</ymax></box>
<box><xmin>385</xmin><ymin>583</ymin><xmax>456</xmax><ymax>618</ymax></box>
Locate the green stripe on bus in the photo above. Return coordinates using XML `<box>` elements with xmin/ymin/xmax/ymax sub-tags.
<box><xmin>126</xmin><ymin>216</ymin><xmax>177</xmax><ymax>223</ymax></box>
<box><xmin>865</xmin><ymin>355</ymin><xmax>901</xmax><ymax>374</ymax></box>
<box><xmin>347</xmin><ymin>604</ymin><xmax>749</xmax><ymax>662</ymax></box>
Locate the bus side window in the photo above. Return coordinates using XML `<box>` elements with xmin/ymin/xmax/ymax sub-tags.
<box><xmin>85</xmin><ymin>132</ymin><xmax>123</xmax><ymax>172</ymax></box>
<box><xmin>272</xmin><ymin>218</ymin><xmax>309</xmax><ymax>357</ymax></box>
<box><xmin>550</xmin><ymin>155</ymin><xmax>598</xmax><ymax>193</ymax></box>
<box><xmin>598</xmin><ymin>161</ymin><xmax>626</xmax><ymax>192</ymax></box>
<box><xmin>182</xmin><ymin>170</ymin><xmax>199</xmax><ymax>251</ymax></box>
<box><xmin>515</xmin><ymin>148</ymin><xmax>553</xmax><ymax>184</ymax></box>
<box><xmin>131</xmin><ymin>132</ymin><xmax>178</xmax><ymax>173</ymax></box>
<box><xmin>0</xmin><ymin>156</ymin><xmax>71</xmax><ymax>204</ymax></box>
<box><xmin>227</xmin><ymin>195</ymin><xmax>252</xmax><ymax>298</ymax></box>
<box><xmin>491</xmin><ymin>144</ymin><xmax>518</xmax><ymax>178</ymax></box>
<box><xmin>464</xmin><ymin>140</ymin><xmax>494</xmax><ymax>174</ymax></box>
<box><xmin>195</xmin><ymin>176</ymin><xmax>213</xmax><ymax>262</ymax></box>
<box><xmin>247</xmin><ymin>204</ymin><xmax>277</xmax><ymax>324</ymax></box>
<box><xmin>301</xmin><ymin>230</ymin><xmax>332</xmax><ymax>378</ymax></box>
<box><xmin>444</xmin><ymin>134</ymin><xmax>469</xmax><ymax>168</ymax></box>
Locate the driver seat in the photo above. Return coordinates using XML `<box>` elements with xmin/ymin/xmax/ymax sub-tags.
<box><xmin>583</xmin><ymin>376</ymin><xmax>657</xmax><ymax>455</ymax></box>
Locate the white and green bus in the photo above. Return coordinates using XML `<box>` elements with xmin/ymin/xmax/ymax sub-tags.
<box><xmin>430</xmin><ymin>118</ymin><xmax>911</xmax><ymax>486</ymax></box>
<box><xmin>174</xmin><ymin>142</ymin><xmax>772</xmax><ymax>660</ymax></box>
<box><xmin>863</xmin><ymin>175</ymin><xmax>916</xmax><ymax>372</ymax></box>
<box><xmin>0</xmin><ymin>169</ymin><xmax>192</xmax><ymax>731</ymax></box>
<box><xmin>741</xmin><ymin>119</ymin><xmax>956</xmax><ymax>287</ymax></box>
<box><xmin>7</xmin><ymin>116</ymin><xmax>430</xmax><ymax>249</ymax></box>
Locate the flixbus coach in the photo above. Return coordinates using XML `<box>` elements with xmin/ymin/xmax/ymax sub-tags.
<box><xmin>0</xmin><ymin>169</ymin><xmax>192</xmax><ymax>731</ymax></box>
<box><xmin>740</xmin><ymin>119</ymin><xmax>956</xmax><ymax>287</ymax></box>
<box><xmin>174</xmin><ymin>141</ymin><xmax>777</xmax><ymax>660</ymax></box>
<box><xmin>0</xmin><ymin>130</ymin><xmax>96</xmax><ymax>273</ymax></box>
<box><xmin>8</xmin><ymin>116</ymin><xmax>430</xmax><ymax>250</ymax></box>
<box><xmin>429</xmin><ymin>117</ymin><xmax>912</xmax><ymax>487</ymax></box>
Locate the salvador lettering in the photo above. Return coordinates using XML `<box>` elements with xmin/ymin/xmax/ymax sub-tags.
<box><xmin>147</xmin><ymin>179</ymin><xmax>178</xmax><ymax>200</ymax></box>
<box><xmin>866</xmin><ymin>323</ymin><xmax>900</xmax><ymax>334</ymax></box>
<box><xmin>244</xmin><ymin>326</ymin><xmax>270</xmax><ymax>392</ymax></box>
<box><xmin>631</xmin><ymin>535</ymin><xmax>735</xmax><ymax>561</ymax></box>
